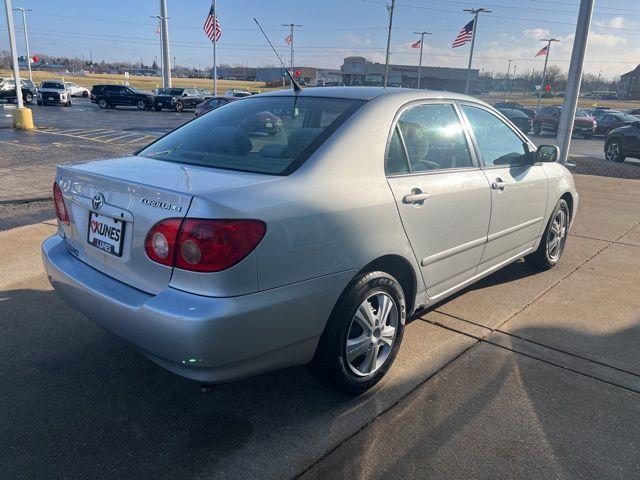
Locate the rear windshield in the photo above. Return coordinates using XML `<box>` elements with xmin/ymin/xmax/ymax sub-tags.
<box><xmin>138</xmin><ymin>96</ymin><xmax>365</xmax><ymax>175</ymax></box>
<box><xmin>41</xmin><ymin>82</ymin><xmax>64</xmax><ymax>89</ymax></box>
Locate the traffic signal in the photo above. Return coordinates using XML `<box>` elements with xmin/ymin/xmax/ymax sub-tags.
<box><xmin>294</xmin><ymin>70</ymin><xmax>301</xmax><ymax>78</ymax></box>
<box><xmin>545</xmin><ymin>84</ymin><xmax>551</xmax><ymax>92</ymax></box>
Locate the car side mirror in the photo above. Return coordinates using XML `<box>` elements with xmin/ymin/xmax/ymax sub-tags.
<box><xmin>536</xmin><ymin>144</ymin><xmax>559</xmax><ymax>163</ymax></box>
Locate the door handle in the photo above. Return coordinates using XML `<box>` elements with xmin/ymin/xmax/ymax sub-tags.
<box><xmin>491</xmin><ymin>179</ymin><xmax>508</xmax><ymax>191</ymax></box>
<box><xmin>403</xmin><ymin>192</ymin><xmax>430</xmax><ymax>204</ymax></box>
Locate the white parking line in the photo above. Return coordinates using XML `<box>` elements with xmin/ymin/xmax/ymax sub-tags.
<box><xmin>125</xmin><ymin>135</ymin><xmax>155</xmax><ymax>144</ymax></box>
<box><xmin>103</xmin><ymin>133</ymin><xmax>142</xmax><ymax>143</ymax></box>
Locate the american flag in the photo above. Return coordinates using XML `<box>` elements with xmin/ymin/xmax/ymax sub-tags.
<box><xmin>452</xmin><ymin>19</ymin><xmax>474</xmax><ymax>48</ymax></box>
<box><xmin>535</xmin><ymin>45</ymin><xmax>549</xmax><ymax>57</ymax></box>
<box><xmin>203</xmin><ymin>3</ymin><xmax>222</xmax><ymax>42</ymax></box>
<box><xmin>285</xmin><ymin>34</ymin><xmax>292</xmax><ymax>45</ymax></box>
<box><xmin>411</xmin><ymin>39</ymin><xmax>421</xmax><ymax>49</ymax></box>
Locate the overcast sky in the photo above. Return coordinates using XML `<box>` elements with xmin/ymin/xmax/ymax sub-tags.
<box><xmin>1</xmin><ymin>0</ymin><xmax>639</xmax><ymax>79</ymax></box>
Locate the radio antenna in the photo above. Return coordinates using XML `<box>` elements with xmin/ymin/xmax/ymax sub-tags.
<box><xmin>253</xmin><ymin>17</ymin><xmax>302</xmax><ymax>93</ymax></box>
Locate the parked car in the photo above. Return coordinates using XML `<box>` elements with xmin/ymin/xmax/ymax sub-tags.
<box><xmin>37</xmin><ymin>80</ymin><xmax>72</xmax><ymax>107</ymax></box>
<box><xmin>226</xmin><ymin>88</ymin><xmax>253</xmax><ymax>98</ymax></box>
<box><xmin>0</xmin><ymin>77</ymin><xmax>37</xmax><ymax>104</ymax></box>
<box><xmin>64</xmin><ymin>82</ymin><xmax>90</xmax><ymax>98</ymax></box>
<box><xmin>532</xmin><ymin>106</ymin><xmax>596</xmax><ymax>138</ymax></box>
<box><xmin>493</xmin><ymin>101</ymin><xmax>536</xmax><ymax>118</ymax></box>
<box><xmin>603</xmin><ymin>120</ymin><xmax>640</xmax><ymax>163</ymax></box>
<box><xmin>594</xmin><ymin>112</ymin><xmax>640</xmax><ymax>136</ymax></box>
<box><xmin>497</xmin><ymin>108</ymin><xmax>532</xmax><ymax>134</ymax></box>
<box><xmin>239</xmin><ymin>110</ymin><xmax>282</xmax><ymax>135</ymax></box>
<box><xmin>194</xmin><ymin>96</ymin><xmax>239</xmax><ymax>116</ymax></box>
<box><xmin>152</xmin><ymin>87</ymin><xmax>206</xmax><ymax>112</ymax></box>
<box><xmin>588</xmin><ymin>106</ymin><xmax>621</xmax><ymax>118</ymax></box>
<box><xmin>42</xmin><ymin>87</ymin><xmax>577</xmax><ymax>395</ymax></box>
<box><xmin>90</xmin><ymin>84</ymin><xmax>154</xmax><ymax>110</ymax></box>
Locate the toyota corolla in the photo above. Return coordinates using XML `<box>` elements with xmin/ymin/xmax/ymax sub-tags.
<box><xmin>42</xmin><ymin>87</ymin><xmax>577</xmax><ymax>394</ymax></box>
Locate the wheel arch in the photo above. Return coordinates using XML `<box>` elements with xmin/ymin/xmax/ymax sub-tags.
<box><xmin>560</xmin><ymin>191</ymin><xmax>574</xmax><ymax>223</ymax></box>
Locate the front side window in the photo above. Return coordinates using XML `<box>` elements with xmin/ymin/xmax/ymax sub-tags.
<box><xmin>395</xmin><ymin>103</ymin><xmax>473</xmax><ymax>172</ymax></box>
<box><xmin>138</xmin><ymin>96</ymin><xmax>364</xmax><ymax>175</ymax></box>
<box><xmin>462</xmin><ymin>105</ymin><xmax>528</xmax><ymax>167</ymax></box>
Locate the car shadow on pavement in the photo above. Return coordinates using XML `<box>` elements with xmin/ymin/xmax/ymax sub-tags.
<box><xmin>3</xmin><ymin>286</ymin><xmax>639</xmax><ymax>480</ymax></box>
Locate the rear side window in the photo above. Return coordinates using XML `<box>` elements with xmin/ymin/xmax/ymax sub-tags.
<box><xmin>394</xmin><ymin>103</ymin><xmax>473</xmax><ymax>172</ymax></box>
<box><xmin>138</xmin><ymin>96</ymin><xmax>365</xmax><ymax>175</ymax></box>
<box><xmin>462</xmin><ymin>105</ymin><xmax>527</xmax><ymax>167</ymax></box>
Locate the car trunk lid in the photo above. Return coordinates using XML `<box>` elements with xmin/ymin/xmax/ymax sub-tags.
<box><xmin>57</xmin><ymin>156</ymin><xmax>277</xmax><ymax>294</ymax></box>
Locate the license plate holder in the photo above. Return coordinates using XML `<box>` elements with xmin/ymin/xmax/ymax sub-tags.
<box><xmin>87</xmin><ymin>211</ymin><xmax>125</xmax><ymax>257</ymax></box>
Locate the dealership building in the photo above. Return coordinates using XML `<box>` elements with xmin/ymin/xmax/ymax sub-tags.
<box><xmin>341</xmin><ymin>56</ymin><xmax>478</xmax><ymax>92</ymax></box>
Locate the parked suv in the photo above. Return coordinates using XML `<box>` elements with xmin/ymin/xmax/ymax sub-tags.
<box><xmin>0</xmin><ymin>77</ymin><xmax>37</xmax><ymax>104</ymax></box>
<box><xmin>90</xmin><ymin>84</ymin><xmax>154</xmax><ymax>110</ymax></box>
<box><xmin>533</xmin><ymin>106</ymin><xmax>596</xmax><ymax>138</ymax></box>
<box><xmin>37</xmin><ymin>80</ymin><xmax>72</xmax><ymax>107</ymax></box>
<box><xmin>152</xmin><ymin>87</ymin><xmax>206</xmax><ymax>112</ymax></box>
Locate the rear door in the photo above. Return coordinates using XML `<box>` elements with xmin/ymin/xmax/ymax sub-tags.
<box><xmin>460</xmin><ymin>103</ymin><xmax>548</xmax><ymax>273</ymax></box>
<box><xmin>386</xmin><ymin>101</ymin><xmax>492</xmax><ymax>299</ymax></box>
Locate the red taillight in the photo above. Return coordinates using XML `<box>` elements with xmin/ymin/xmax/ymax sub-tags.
<box><xmin>145</xmin><ymin>219</ymin><xmax>266</xmax><ymax>272</ymax></box>
<box><xmin>144</xmin><ymin>218</ymin><xmax>182</xmax><ymax>266</ymax></box>
<box><xmin>53</xmin><ymin>182</ymin><xmax>69</xmax><ymax>225</ymax></box>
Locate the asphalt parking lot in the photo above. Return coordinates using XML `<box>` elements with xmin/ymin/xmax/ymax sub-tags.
<box><xmin>1</xmin><ymin>98</ymin><xmax>640</xmax><ymax>479</ymax></box>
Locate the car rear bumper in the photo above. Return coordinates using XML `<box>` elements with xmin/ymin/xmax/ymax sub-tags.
<box><xmin>42</xmin><ymin>234</ymin><xmax>355</xmax><ymax>383</ymax></box>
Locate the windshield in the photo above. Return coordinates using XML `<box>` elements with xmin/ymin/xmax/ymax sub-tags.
<box><xmin>138</xmin><ymin>96</ymin><xmax>365</xmax><ymax>175</ymax></box>
<box><xmin>41</xmin><ymin>82</ymin><xmax>64</xmax><ymax>89</ymax></box>
<box><xmin>575</xmin><ymin>109</ymin><xmax>589</xmax><ymax>117</ymax></box>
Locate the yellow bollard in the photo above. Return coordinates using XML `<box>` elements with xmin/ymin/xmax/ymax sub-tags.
<box><xmin>12</xmin><ymin>107</ymin><xmax>35</xmax><ymax>130</ymax></box>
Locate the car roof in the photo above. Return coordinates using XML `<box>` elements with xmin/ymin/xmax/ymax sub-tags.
<box><xmin>258</xmin><ymin>86</ymin><xmax>484</xmax><ymax>103</ymax></box>
<box><xmin>497</xmin><ymin>108</ymin><xmax>528</xmax><ymax>117</ymax></box>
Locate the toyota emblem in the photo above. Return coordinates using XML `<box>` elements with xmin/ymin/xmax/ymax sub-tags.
<box><xmin>92</xmin><ymin>193</ymin><xmax>105</xmax><ymax>210</ymax></box>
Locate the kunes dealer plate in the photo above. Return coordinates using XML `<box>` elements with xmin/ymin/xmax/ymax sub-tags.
<box><xmin>87</xmin><ymin>211</ymin><xmax>125</xmax><ymax>257</ymax></box>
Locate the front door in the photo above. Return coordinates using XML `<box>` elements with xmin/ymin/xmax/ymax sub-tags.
<box><xmin>461</xmin><ymin>104</ymin><xmax>549</xmax><ymax>273</ymax></box>
<box><xmin>385</xmin><ymin>102</ymin><xmax>492</xmax><ymax>299</ymax></box>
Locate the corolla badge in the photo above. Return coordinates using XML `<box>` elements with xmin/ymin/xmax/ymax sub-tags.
<box><xmin>140</xmin><ymin>198</ymin><xmax>183</xmax><ymax>212</ymax></box>
<box><xmin>92</xmin><ymin>193</ymin><xmax>105</xmax><ymax>210</ymax></box>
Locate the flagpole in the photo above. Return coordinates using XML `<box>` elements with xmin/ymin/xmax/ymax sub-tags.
<box><xmin>413</xmin><ymin>31</ymin><xmax>432</xmax><ymax>90</ymax></box>
<box><xmin>463</xmin><ymin>8</ymin><xmax>490</xmax><ymax>94</ymax></box>
<box><xmin>213</xmin><ymin>0</ymin><xmax>217</xmax><ymax>96</ymax></box>
<box><xmin>536</xmin><ymin>38</ymin><xmax>558</xmax><ymax>111</ymax></box>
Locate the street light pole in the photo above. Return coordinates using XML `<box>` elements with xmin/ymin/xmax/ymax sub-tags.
<box><xmin>463</xmin><ymin>7</ymin><xmax>491</xmax><ymax>94</ymax></box>
<box><xmin>413</xmin><ymin>31</ymin><xmax>432</xmax><ymax>89</ymax></box>
<box><xmin>511</xmin><ymin>65</ymin><xmax>517</xmax><ymax>97</ymax></box>
<box><xmin>4</xmin><ymin>0</ymin><xmax>23</xmax><ymax>109</ymax></box>
<box><xmin>536</xmin><ymin>38</ymin><xmax>559</xmax><ymax>110</ymax></box>
<box><xmin>383</xmin><ymin>0</ymin><xmax>396</xmax><ymax>88</ymax></box>
<box><xmin>282</xmin><ymin>23</ymin><xmax>302</xmax><ymax>87</ymax></box>
<box><xmin>13</xmin><ymin>6</ymin><xmax>32</xmax><ymax>82</ymax></box>
<box><xmin>504</xmin><ymin>59</ymin><xmax>512</xmax><ymax>98</ymax></box>
<box><xmin>557</xmin><ymin>0</ymin><xmax>594</xmax><ymax>165</ymax></box>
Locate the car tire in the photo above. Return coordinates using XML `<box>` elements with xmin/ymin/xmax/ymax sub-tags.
<box><xmin>24</xmin><ymin>92</ymin><xmax>33</xmax><ymax>104</ymax></box>
<box><xmin>154</xmin><ymin>105</ymin><xmax>163</xmax><ymax>112</ymax></box>
<box><xmin>65</xmin><ymin>100</ymin><xmax>72</xmax><ymax>107</ymax></box>
<box><xmin>604</xmin><ymin>138</ymin><xmax>625</xmax><ymax>163</ymax></box>
<box><xmin>136</xmin><ymin>100</ymin><xmax>146</xmax><ymax>110</ymax></box>
<box><xmin>525</xmin><ymin>199</ymin><xmax>570</xmax><ymax>270</ymax></box>
<box><xmin>83</xmin><ymin>91</ymin><xmax>89</xmax><ymax>98</ymax></box>
<box><xmin>174</xmin><ymin>101</ymin><xmax>184</xmax><ymax>112</ymax></box>
<box><xmin>533</xmin><ymin>121</ymin><xmax>542</xmax><ymax>135</ymax></box>
<box><xmin>98</xmin><ymin>99</ymin><xmax>108</xmax><ymax>109</ymax></box>
<box><xmin>310</xmin><ymin>271</ymin><xmax>406</xmax><ymax>395</ymax></box>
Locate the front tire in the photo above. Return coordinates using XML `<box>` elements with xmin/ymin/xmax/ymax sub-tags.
<box><xmin>525</xmin><ymin>199</ymin><xmax>569</xmax><ymax>270</ymax></box>
<box><xmin>136</xmin><ymin>99</ymin><xmax>146</xmax><ymax>110</ymax></box>
<box><xmin>311</xmin><ymin>271</ymin><xmax>406</xmax><ymax>395</ymax></box>
<box><xmin>174</xmin><ymin>101</ymin><xmax>184</xmax><ymax>112</ymax></box>
<box><xmin>24</xmin><ymin>92</ymin><xmax>33</xmax><ymax>104</ymax></box>
<box><xmin>98</xmin><ymin>99</ymin><xmax>108</xmax><ymax>109</ymax></box>
<box><xmin>604</xmin><ymin>138</ymin><xmax>625</xmax><ymax>163</ymax></box>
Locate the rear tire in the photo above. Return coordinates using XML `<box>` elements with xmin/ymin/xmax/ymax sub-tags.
<box><xmin>525</xmin><ymin>199</ymin><xmax>569</xmax><ymax>270</ymax></box>
<box><xmin>24</xmin><ymin>92</ymin><xmax>33</xmax><ymax>104</ymax></box>
<box><xmin>154</xmin><ymin>105</ymin><xmax>163</xmax><ymax>112</ymax></box>
<box><xmin>136</xmin><ymin>99</ymin><xmax>146</xmax><ymax>110</ymax></box>
<box><xmin>311</xmin><ymin>271</ymin><xmax>406</xmax><ymax>395</ymax></box>
<box><xmin>174</xmin><ymin>101</ymin><xmax>184</xmax><ymax>112</ymax></box>
<box><xmin>98</xmin><ymin>99</ymin><xmax>108</xmax><ymax>109</ymax></box>
<box><xmin>82</xmin><ymin>91</ymin><xmax>89</xmax><ymax>98</ymax></box>
<box><xmin>604</xmin><ymin>138</ymin><xmax>625</xmax><ymax>162</ymax></box>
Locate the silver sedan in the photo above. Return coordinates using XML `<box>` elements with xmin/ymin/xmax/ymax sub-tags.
<box><xmin>42</xmin><ymin>87</ymin><xmax>577</xmax><ymax>394</ymax></box>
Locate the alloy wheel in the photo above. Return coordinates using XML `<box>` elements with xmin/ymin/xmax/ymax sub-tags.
<box><xmin>345</xmin><ymin>292</ymin><xmax>398</xmax><ymax>377</ymax></box>
<box><xmin>547</xmin><ymin>209</ymin><xmax>567</xmax><ymax>261</ymax></box>
<box><xmin>605</xmin><ymin>141</ymin><xmax>620</xmax><ymax>161</ymax></box>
